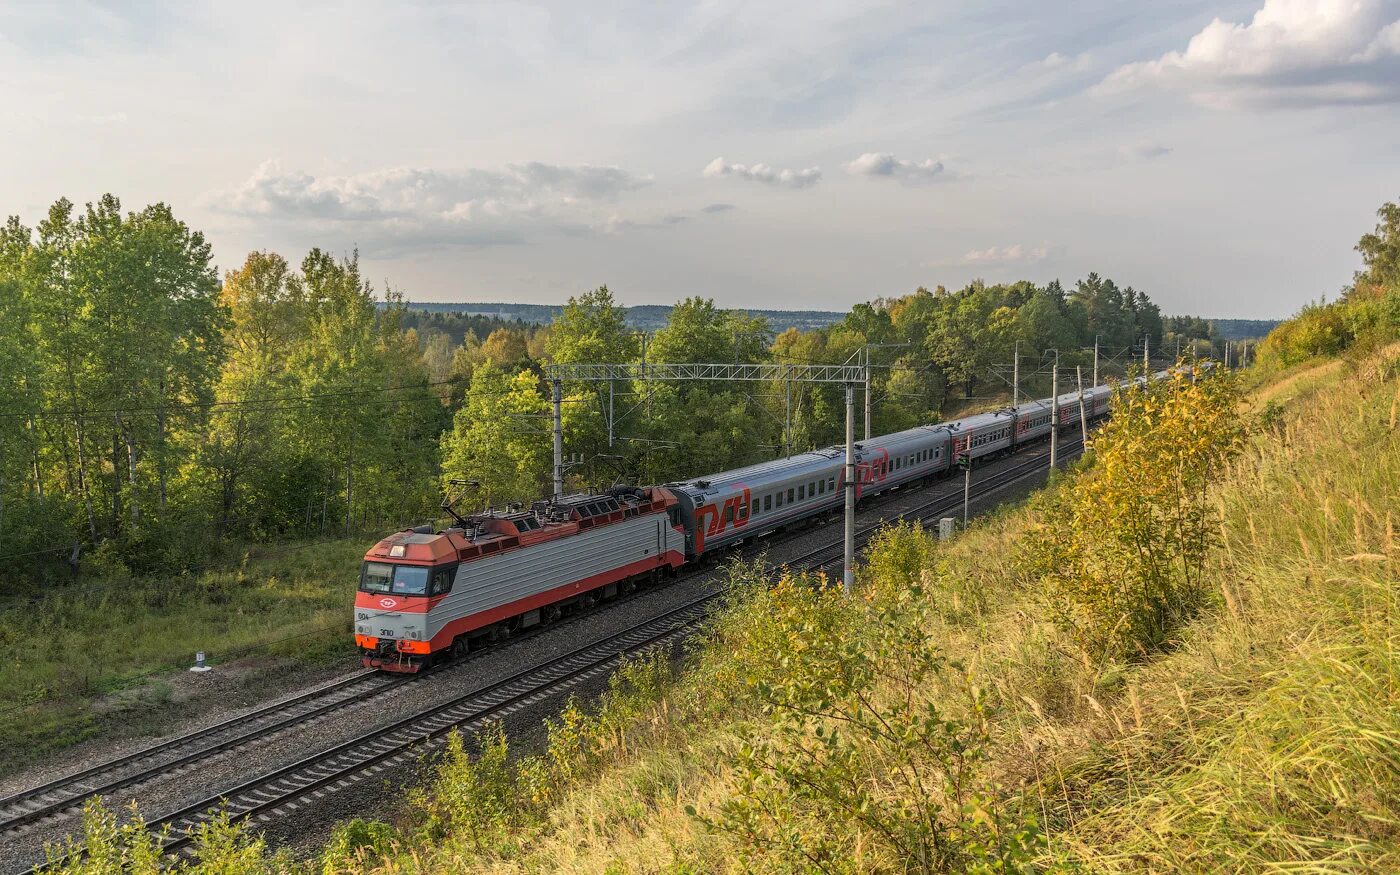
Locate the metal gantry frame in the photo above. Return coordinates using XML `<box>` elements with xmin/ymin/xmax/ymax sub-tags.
<box><xmin>545</xmin><ymin>361</ymin><xmax>867</xmax><ymax>593</ymax></box>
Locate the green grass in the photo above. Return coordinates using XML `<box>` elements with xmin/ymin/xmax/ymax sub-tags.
<box><xmin>346</xmin><ymin>346</ymin><xmax>1397</xmax><ymax>874</ymax></box>
<box><xmin>0</xmin><ymin>538</ymin><xmax>367</xmax><ymax>773</ymax></box>
<box><xmin>36</xmin><ymin>345</ymin><xmax>1400</xmax><ymax>874</ymax></box>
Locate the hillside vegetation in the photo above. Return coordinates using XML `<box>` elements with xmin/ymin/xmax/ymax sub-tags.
<box><xmin>50</xmin><ymin>340</ymin><xmax>1399</xmax><ymax>873</ymax></box>
<box><xmin>41</xmin><ymin>198</ymin><xmax>1400</xmax><ymax>873</ymax></box>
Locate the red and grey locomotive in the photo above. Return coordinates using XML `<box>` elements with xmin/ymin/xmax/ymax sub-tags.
<box><xmin>354</xmin><ymin>372</ymin><xmax>1159</xmax><ymax>671</ymax></box>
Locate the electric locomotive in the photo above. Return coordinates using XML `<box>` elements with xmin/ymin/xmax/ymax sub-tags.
<box><xmin>354</xmin><ymin>368</ymin><xmax>1173</xmax><ymax>671</ymax></box>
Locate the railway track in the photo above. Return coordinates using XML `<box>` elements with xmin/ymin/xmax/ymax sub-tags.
<box><xmin>0</xmin><ymin>669</ymin><xmax>399</xmax><ymax>836</ymax></box>
<box><xmin>14</xmin><ymin>434</ymin><xmax>1084</xmax><ymax>873</ymax></box>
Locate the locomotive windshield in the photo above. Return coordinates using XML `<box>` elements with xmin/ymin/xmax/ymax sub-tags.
<box><xmin>360</xmin><ymin>562</ymin><xmax>430</xmax><ymax>595</ymax></box>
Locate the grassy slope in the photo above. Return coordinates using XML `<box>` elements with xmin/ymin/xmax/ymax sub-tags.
<box><xmin>0</xmin><ymin>538</ymin><xmax>366</xmax><ymax>773</ymax></box>
<box><xmin>372</xmin><ymin>348</ymin><xmax>1398</xmax><ymax>873</ymax></box>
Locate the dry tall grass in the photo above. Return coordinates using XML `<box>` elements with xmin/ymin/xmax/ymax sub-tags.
<box><xmin>45</xmin><ymin>350</ymin><xmax>1399</xmax><ymax>874</ymax></box>
<box><xmin>378</xmin><ymin>349</ymin><xmax>1397</xmax><ymax>874</ymax></box>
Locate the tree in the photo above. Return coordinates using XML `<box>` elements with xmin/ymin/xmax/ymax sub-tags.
<box><xmin>545</xmin><ymin>285</ymin><xmax>636</xmax><ymax>365</ymax></box>
<box><xmin>440</xmin><ymin>367</ymin><xmax>550</xmax><ymax>507</ymax></box>
<box><xmin>1354</xmin><ymin>198</ymin><xmax>1400</xmax><ymax>295</ymax></box>
<box><xmin>648</xmin><ymin>297</ymin><xmax>768</xmax><ymax>364</ymax></box>
<box><xmin>478</xmin><ymin>328</ymin><xmax>531</xmax><ymax>367</ymax></box>
<box><xmin>1023</xmin><ymin>366</ymin><xmax>1243</xmax><ymax>664</ymax></box>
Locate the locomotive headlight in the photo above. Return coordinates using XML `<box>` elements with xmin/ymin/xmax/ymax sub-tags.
<box><xmin>355</xmin><ymin>624</ymin><xmax>370</xmax><ymax>635</ymax></box>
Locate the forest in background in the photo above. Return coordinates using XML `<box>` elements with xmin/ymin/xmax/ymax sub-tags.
<box><xmin>1</xmin><ymin>193</ymin><xmax>1238</xmax><ymax>594</ymax></box>
<box><xmin>396</xmin><ymin>300</ymin><xmax>1275</xmax><ymax>339</ymax></box>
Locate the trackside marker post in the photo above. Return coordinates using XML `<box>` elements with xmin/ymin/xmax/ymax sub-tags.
<box><xmin>190</xmin><ymin>651</ymin><xmax>211</xmax><ymax>673</ymax></box>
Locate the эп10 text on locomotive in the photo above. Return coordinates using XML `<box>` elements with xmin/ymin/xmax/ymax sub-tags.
<box><xmin>354</xmin><ymin>372</ymin><xmax>1164</xmax><ymax>672</ymax></box>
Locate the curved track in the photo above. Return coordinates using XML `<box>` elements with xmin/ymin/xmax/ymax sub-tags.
<box><xmin>15</xmin><ymin>433</ymin><xmax>1085</xmax><ymax>873</ymax></box>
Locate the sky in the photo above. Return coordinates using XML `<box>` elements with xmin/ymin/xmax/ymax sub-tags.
<box><xmin>2</xmin><ymin>1</ymin><xmax>1399</xmax><ymax>318</ymax></box>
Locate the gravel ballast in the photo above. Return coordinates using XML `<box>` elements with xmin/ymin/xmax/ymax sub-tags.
<box><xmin>1</xmin><ymin>439</ymin><xmax>1076</xmax><ymax>874</ymax></box>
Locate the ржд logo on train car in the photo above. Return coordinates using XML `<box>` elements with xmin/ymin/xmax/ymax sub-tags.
<box><xmin>378</xmin><ymin>597</ymin><xmax>398</xmax><ymax>609</ymax></box>
<box><xmin>694</xmin><ymin>486</ymin><xmax>751</xmax><ymax>554</ymax></box>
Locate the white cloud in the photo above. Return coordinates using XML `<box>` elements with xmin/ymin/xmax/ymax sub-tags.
<box><xmin>210</xmin><ymin>160</ymin><xmax>652</xmax><ymax>249</ymax></box>
<box><xmin>845</xmin><ymin>152</ymin><xmax>947</xmax><ymax>183</ymax></box>
<box><xmin>1028</xmin><ymin>51</ymin><xmax>1093</xmax><ymax>73</ymax></box>
<box><xmin>702</xmin><ymin>157</ymin><xmax>822</xmax><ymax>189</ymax></box>
<box><xmin>1097</xmin><ymin>0</ymin><xmax>1400</xmax><ymax>106</ymax></box>
<box><xmin>1121</xmin><ymin>142</ymin><xmax>1173</xmax><ymax>160</ymax></box>
<box><xmin>961</xmin><ymin>244</ymin><xmax>1049</xmax><ymax>265</ymax></box>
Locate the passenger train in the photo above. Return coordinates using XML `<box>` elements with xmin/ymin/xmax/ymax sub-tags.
<box><xmin>354</xmin><ymin>370</ymin><xmax>1167</xmax><ymax>671</ymax></box>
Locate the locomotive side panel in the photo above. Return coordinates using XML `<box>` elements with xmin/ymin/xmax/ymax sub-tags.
<box><xmin>424</xmin><ymin>512</ymin><xmax>684</xmax><ymax>643</ymax></box>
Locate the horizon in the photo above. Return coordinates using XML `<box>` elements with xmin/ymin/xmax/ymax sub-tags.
<box><xmin>6</xmin><ymin>1</ymin><xmax>1398</xmax><ymax>320</ymax></box>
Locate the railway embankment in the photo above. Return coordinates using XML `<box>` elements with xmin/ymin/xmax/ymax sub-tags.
<box><xmin>40</xmin><ymin>344</ymin><xmax>1400</xmax><ymax>872</ymax></box>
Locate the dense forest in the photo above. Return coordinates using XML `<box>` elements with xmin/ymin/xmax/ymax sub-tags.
<box><xmin>2</xmin><ymin>193</ymin><xmax>1199</xmax><ymax>591</ymax></box>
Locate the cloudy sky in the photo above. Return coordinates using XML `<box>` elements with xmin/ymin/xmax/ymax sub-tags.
<box><xmin>3</xmin><ymin>0</ymin><xmax>1399</xmax><ymax>317</ymax></box>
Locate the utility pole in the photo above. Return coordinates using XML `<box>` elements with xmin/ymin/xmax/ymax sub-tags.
<box><xmin>1092</xmin><ymin>335</ymin><xmax>1100</xmax><ymax>387</ymax></box>
<box><xmin>1143</xmin><ymin>336</ymin><xmax>1149</xmax><ymax>375</ymax></box>
<box><xmin>552</xmin><ymin>378</ymin><xmax>564</xmax><ymax>498</ymax></box>
<box><xmin>784</xmin><ymin>380</ymin><xmax>792</xmax><ymax>457</ymax></box>
<box><xmin>1049</xmin><ymin>365</ymin><xmax>1059</xmax><ymax>469</ymax></box>
<box><xmin>863</xmin><ymin>348</ymin><xmax>872</xmax><ymax>441</ymax></box>
<box><xmin>843</xmin><ymin>382</ymin><xmax>856</xmax><ymax>595</ymax></box>
<box><xmin>1012</xmin><ymin>340</ymin><xmax>1020</xmax><ymax>408</ymax></box>
<box><xmin>856</xmin><ymin>342</ymin><xmax>909</xmax><ymax>441</ymax></box>
<box><xmin>607</xmin><ymin>380</ymin><xmax>614</xmax><ymax>447</ymax></box>
<box><xmin>962</xmin><ymin>464</ymin><xmax>971</xmax><ymax>528</ymax></box>
<box><xmin>1077</xmin><ymin>365</ymin><xmax>1088</xmax><ymax>445</ymax></box>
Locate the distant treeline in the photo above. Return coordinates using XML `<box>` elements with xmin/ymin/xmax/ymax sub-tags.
<box><xmin>399</xmin><ymin>301</ymin><xmax>1277</xmax><ymax>340</ymax></box>
<box><xmin>396</xmin><ymin>301</ymin><xmax>852</xmax><ymax>333</ymax></box>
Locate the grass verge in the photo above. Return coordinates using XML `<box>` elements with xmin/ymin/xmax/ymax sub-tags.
<box><xmin>0</xmin><ymin>538</ymin><xmax>366</xmax><ymax>775</ymax></box>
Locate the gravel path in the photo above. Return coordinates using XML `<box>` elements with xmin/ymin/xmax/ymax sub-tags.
<box><xmin>1</xmin><ymin>441</ymin><xmax>1073</xmax><ymax>874</ymax></box>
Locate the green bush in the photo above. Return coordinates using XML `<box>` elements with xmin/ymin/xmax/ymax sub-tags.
<box><xmin>1021</xmin><ymin>366</ymin><xmax>1243</xmax><ymax>665</ymax></box>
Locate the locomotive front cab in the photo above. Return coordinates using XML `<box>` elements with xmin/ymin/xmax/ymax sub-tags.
<box><xmin>355</xmin><ymin>530</ymin><xmax>462</xmax><ymax>671</ymax></box>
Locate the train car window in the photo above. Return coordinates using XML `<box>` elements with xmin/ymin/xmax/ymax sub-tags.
<box><xmin>788</xmin><ymin>488</ymin><xmax>795</xmax><ymax>503</ymax></box>
<box><xmin>818</xmin><ymin>480</ymin><xmax>825</xmax><ymax>495</ymax></box>
<box><xmin>430</xmin><ymin>569</ymin><xmax>453</xmax><ymax>596</ymax></box>
<box><xmin>776</xmin><ymin>492</ymin><xmax>784</xmax><ymax>508</ymax></box>
<box><xmin>740</xmin><ymin>501</ymin><xmax>749</xmax><ymax>519</ymax></box>
<box><xmin>798</xmin><ymin>485</ymin><xmax>806</xmax><ymax>500</ymax></box>
<box><xmin>724</xmin><ymin>505</ymin><xmax>733</xmax><ymax>523</ymax></box>
<box><xmin>764</xmin><ymin>494</ymin><xmax>772</xmax><ymax>511</ymax></box>
<box><xmin>828</xmin><ymin>477</ymin><xmax>836</xmax><ymax>491</ymax></box>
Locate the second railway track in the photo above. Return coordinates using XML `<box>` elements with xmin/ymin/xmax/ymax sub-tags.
<box><xmin>12</xmin><ymin>434</ymin><xmax>1084</xmax><ymax>874</ymax></box>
